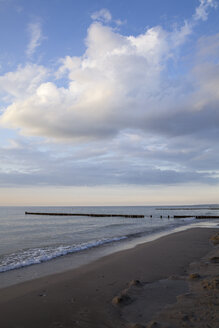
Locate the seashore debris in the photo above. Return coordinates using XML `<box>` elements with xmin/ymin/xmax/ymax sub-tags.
<box><xmin>189</xmin><ymin>273</ymin><xmax>201</xmax><ymax>280</ymax></box>
<box><xmin>210</xmin><ymin>232</ymin><xmax>219</xmax><ymax>245</ymax></box>
<box><xmin>25</xmin><ymin>211</ymin><xmax>144</xmax><ymax>218</ymax></box>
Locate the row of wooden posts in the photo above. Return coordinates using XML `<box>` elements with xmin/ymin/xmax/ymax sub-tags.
<box><xmin>25</xmin><ymin>212</ymin><xmax>219</xmax><ymax>219</ymax></box>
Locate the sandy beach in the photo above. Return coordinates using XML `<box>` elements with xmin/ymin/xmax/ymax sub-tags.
<box><xmin>0</xmin><ymin>227</ymin><xmax>218</xmax><ymax>328</ymax></box>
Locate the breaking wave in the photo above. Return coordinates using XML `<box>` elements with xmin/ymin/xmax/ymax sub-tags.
<box><xmin>0</xmin><ymin>236</ymin><xmax>127</xmax><ymax>273</ymax></box>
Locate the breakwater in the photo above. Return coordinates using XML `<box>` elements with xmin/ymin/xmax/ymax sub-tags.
<box><xmin>25</xmin><ymin>212</ymin><xmax>144</xmax><ymax>218</ymax></box>
<box><xmin>25</xmin><ymin>212</ymin><xmax>219</xmax><ymax>219</ymax></box>
<box><xmin>174</xmin><ymin>215</ymin><xmax>219</xmax><ymax>219</ymax></box>
<box><xmin>157</xmin><ymin>208</ymin><xmax>219</xmax><ymax>210</ymax></box>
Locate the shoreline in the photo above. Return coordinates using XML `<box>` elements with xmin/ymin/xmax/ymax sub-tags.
<box><xmin>1</xmin><ymin>221</ymin><xmax>217</xmax><ymax>289</ymax></box>
<box><xmin>0</xmin><ymin>227</ymin><xmax>218</xmax><ymax>328</ymax></box>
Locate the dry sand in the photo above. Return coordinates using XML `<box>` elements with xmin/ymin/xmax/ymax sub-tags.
<box><xmin>0</xmin><ymin>228</ymin><xmax>218</xmax><ymax>328</ymax></box>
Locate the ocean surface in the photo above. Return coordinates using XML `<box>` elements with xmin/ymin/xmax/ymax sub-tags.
<box><xmin>0</xmin><ymin>205</ymin><xmax>219</xmax><ymax>286</ymax></box>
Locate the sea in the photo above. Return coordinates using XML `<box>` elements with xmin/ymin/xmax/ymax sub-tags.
<box><xmin>0</xmin><ymin>205</ymin><xmax>219</xmax><ymax>288</ymax></box>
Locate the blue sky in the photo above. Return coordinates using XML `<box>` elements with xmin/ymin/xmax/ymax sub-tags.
<box><xmin>0</xmin><ymin>0</ymin><xmax>219</xmax><ymax>205</ymax></box>
<box><xmin>1</xmin><ymin>0</ymin><xmax>218</xmax><ymax>71</ymax></box>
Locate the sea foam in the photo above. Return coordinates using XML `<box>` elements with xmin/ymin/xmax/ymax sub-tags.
<box><xmin>0</xmin><ymin>236</ymin><xmax>127</xmax><ymax>273</ymax></box>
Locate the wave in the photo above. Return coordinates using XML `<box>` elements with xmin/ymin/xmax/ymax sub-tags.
<box><xmin>0</xmin><ymin>236</ymin><xmax>127</xmax><ymax>273</ymax></box>
<box><xmin>0</xmin><ymin>216</ymin><xmax>208</xmax><ymax>274</ymax></box>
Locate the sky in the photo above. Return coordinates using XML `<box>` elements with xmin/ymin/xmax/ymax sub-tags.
<box><xmin>0</xmin><ymin>0</ymin><xmax>219</xmax><ymax>206</ymax></box>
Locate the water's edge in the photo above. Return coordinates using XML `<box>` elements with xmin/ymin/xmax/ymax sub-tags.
<box><xmin>0</xmin><ymin>221</ymin><xmax>218</xmax><ymax>289</ymax></box>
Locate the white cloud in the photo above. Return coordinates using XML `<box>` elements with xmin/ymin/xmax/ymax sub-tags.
<box><xmin>0</xmin><ymin>130</ymin><xmax>218</xmax><ymax>188</ymax></box>
<box><xmin>0</xmin><ymin>3</ymin><xmax>218</xmax><ymax>192</ymax></box>
<box><xmin>91</xmin><ymin>8</ymin><xmax>112</xmax><ymax>23</ymax></box>
<box><xmin>0</xmin><ymin>22</ymin><xmax>173</xmax><ymax>140</ymax></box>
<box><xmin>0</xmin><ymin>3</ymin><xmax>218</xmax><ymax>148</ymax></box>
<box><xmin>194</xmin><ymin>0</ymin><xmax>217</xmax><ymax>21</ymax></box>
<box><xmin>26</xmin><ymin>21</ymin><xmax>43</xmax><ymax>57</ymax></box>
<box><xmin>115</xmin><ymin>19</ymin><xmax>126</xmax><ymax>26</ymax></box>
<box><xmin>0</xmin><ymin>64</ymin><xmax>48</xmax><ymax>101</ymax></box>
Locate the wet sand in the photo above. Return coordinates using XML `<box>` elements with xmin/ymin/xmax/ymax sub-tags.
<box><xmin>0</xmin><ymin>228</ymin><xmax>218</xmax><ymax>328</ymax></box>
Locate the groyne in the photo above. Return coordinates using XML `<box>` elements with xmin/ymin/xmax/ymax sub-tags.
<box><xmin>174</xmin><ymin>215</ymin><xmax>219</xmax><ymax>219</ymax></box>
<box><xmin>25</xmin><ymin>212</ymin><xmax>219</xmax><ymax>219</ymax></box>
<box><xmin>25</xmin><ymin>212</ymin><xmax>144</xmax><ymax>218</ymax></box>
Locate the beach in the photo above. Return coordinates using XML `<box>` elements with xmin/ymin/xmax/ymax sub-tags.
<box><xmin>0</xmin><ymin>227</ymin><xmax>218</xmax><ymax>328</ymax></box>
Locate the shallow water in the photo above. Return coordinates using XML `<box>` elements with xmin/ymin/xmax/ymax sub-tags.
<box><xmin>0</xmin><ymin>205</ymin><xmax>218</xmax><ymax>276</ymax></box>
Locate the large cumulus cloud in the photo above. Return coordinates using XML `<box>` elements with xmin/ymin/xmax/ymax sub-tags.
<box><xmin>1</xmin><ymin>0</ymin><xmax>218</xmax><ymax>142</ymax></box>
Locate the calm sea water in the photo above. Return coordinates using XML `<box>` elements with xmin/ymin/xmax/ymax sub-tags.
<box><xmin>0</xmin><ymin>205</ymin><xmax>219</xmax><ymax>277</ymax></box>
